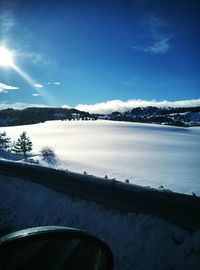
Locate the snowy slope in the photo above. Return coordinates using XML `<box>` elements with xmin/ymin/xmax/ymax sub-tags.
<box><xmin>0</xmin><ymin>174</ymin><xmax>200</xmax><ymax>270</ymax></box>
<box><xmin>0</xmin><ymin>120</ymin><xmax>200</xmax><ymax>195</ymax></box>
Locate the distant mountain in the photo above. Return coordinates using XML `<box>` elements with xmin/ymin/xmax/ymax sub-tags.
<box><xmin>0</xmin><ymin>106</ymin><xmax>200</xmax><ymax>127</ymax></box>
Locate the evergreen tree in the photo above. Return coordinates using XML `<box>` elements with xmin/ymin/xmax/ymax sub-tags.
<box><xmin>14</xmin><ymin>132</ymin><xmax>33</xmax><ymax>158</ymax></box>
<box><xmin>0</xmin><ymin>131</ymin><xmax>11</xmax><ymax>149</ymax></box>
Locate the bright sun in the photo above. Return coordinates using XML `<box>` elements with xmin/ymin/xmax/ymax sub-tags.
<box><xmin>0</xmin><ymin>46</ymin><xmax>14</xmax><ymax>67</ymax></box>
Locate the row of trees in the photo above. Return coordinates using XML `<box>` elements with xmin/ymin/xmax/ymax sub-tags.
<box><xmin>0</xmin><ymin>131</ymin><xmax>32</xmax><ymax>159</ymax></box>
<box><xmin>0</xmin><ymin>107</ymin><xmax>95</xmax><ymax>126</ymax></box>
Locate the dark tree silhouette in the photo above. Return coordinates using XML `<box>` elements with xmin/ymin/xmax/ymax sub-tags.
<box><xmin>14</xmin><ymin>132</ymin><xmax>33</xmax><ymax>159</ymax></box>
<box><xmin>0</xmin><ymin>131</ymin><xmax>11</xmax><ymax>149</ymax></box>
<box><xmin>41</xmin><ymin>146</ymin><xmax>57</xmax><ymax>165</ymax></box>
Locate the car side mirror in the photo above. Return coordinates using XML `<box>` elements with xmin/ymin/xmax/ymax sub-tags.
<box><xmin>0</xmin><ymin>226</ymin><xmax>114</xmax><ymax>270</ymax></box>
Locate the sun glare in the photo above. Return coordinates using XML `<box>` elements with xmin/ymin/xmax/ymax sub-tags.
<box><xmin>0</xmin><ymin>46</ymin><xmax>14</xmax><ymax>67</ymax></box>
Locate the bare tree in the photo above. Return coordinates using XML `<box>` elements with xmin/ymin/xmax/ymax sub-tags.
<box><xmin>41</xmin><ymin>146</ymin><xmax>57</xmax><ymax>165</ymax></box>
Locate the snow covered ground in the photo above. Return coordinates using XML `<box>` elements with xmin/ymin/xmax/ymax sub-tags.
<box><xmin>0</xmin><ymin>120</ymin><xmax>200</xmax><ymax>195</ymax></box>
<box><xmin>0</xmin><ymin>174</ymin><xmax>200</xmax><ymax>270</ymax></box>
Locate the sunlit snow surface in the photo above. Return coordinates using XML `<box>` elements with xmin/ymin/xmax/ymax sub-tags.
<box><xmin>1</xmin><ymin>120</ymin><xmax>200</xmax><ymax>195</ymax></box>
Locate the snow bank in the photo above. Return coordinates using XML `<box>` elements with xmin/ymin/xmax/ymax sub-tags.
<box><xmin>0</xmin><ymin>175</ymin><xmax>200</xmax><ymax>270</ymax></box>
<box><xmin>1</xmin><ymin>159</ymin><xmax>199</xmax><ymax>231</ymax></box>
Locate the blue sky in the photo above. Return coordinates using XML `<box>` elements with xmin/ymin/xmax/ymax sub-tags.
<box><xmin>0</xmin><ymin>0</ymin><xmax>200</xmax><ymax>113</ymax></box>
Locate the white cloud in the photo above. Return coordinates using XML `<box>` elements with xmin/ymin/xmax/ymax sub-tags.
<box><xmin>75</xmin><ymin>99</ymin><xmax>200</xmax><ymax>114</ymax></box>
<box><xmin>34</xmin><ymin>83</ymin><xmax>43</xmax><ymax>88</ymax></box>
<box><xmin>145</xmin><ymin>38</ymin><xmax>170</xmax><ymax>54</ymax></box>
<box><xmin>0</xmin><ymin>82</ymin><xmax>19</xmax><ymax>93</ymax></box>
<box><xmin>47</xmin><ymin>82</ymin><xmax>61</xmax><ymax>85</ymax></box>
<box><xmin>32</xmin><ymin>93</ymin><xmax>40</xmax><ymax>97</ymax></box>
<box><xmin>132</xmin><ymin>15</ymin><xmax>172</xmax><ymax>54</ymax></box>
<box><xmin>133</xmin><ymin>37</ymin><xmax>170</xmax><ymax>54</ymax></box>
<box><xmin>0</xmin><ymin>12</ymin><xmax>14</xmax><ymax>35</ymax></box>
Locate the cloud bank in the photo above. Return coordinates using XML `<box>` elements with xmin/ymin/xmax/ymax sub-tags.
<box><xmin>1</xmin><ymin>99</ymin><xmax>199</xmax><ymax>113</ymax></box>
<box><xmin>75</xmin><ymin>99</ymin><xmax>200</xmax><ymax>114</ymax></box>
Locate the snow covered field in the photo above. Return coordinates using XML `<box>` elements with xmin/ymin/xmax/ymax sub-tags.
<box><xmin>0</xmin><ymin>174</ymin><xmax>200</xmax><ymax>270</ymax></box>
<box><xmin>0</xmin><ymin>120</ymin><xmax>200</xmax><ymax>195</ymax></box>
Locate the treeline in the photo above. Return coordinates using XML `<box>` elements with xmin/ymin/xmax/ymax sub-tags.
<box><xmin>108</xmin><ymin>106</ymin><xmax>200</xmax><ymax>127</ymax></box>
<box><xmin>0</xmin><ymin>107</ymin><xmax>97</xmax><ymax>126</ymax></box>
<box><xmin>0</xmin><ymin>106</ymin><xmax>199</xmax><ymax>127</ymax></box>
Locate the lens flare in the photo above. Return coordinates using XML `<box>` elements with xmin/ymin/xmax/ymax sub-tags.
<box><xmin>0</xmin><ymin>46</ymin><xmax>14</xmax><ymax>67</ymax></box>
<box><xmin>0</xmin><ymin>45</ymin><xmax>59</xmax><ymax>106</ymax></box>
